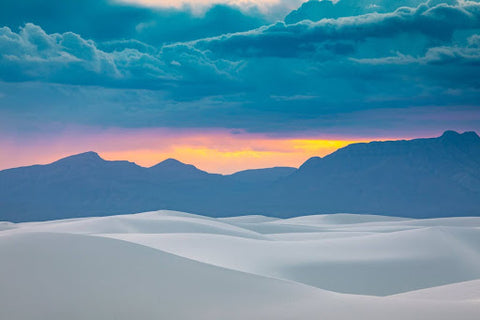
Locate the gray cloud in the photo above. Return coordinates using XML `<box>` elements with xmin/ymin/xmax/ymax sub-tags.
<box><xmin>0</xmin><ymin>0</ymin><xmax>479</xmax><ymax>134</ymax></box>
<box><xmin>0</xmin><ymin>24</ymin><xmax>239</xmax><ymax>89</ymax></box>
<box><xmin>0</xmin><ymin>0</ymin><xmax>269</xmax><ymax>45</ymax></box>
<box><xmin>193</xmin><ymin>1</ymin><xmax>480</xmax><ymax>58</ymax></box>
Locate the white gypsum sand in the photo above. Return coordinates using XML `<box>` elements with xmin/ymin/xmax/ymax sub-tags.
<box><xmin>1</xmin><ymin>210</ymin><xmax>479</xmax><ymax>319</ymax></box>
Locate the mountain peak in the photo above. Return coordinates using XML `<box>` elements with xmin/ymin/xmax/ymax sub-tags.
<box><xmin>151</xmin><ymin>158</ymin><xmax>189</xmax><ymax>169</ymax></box>
<box><xmin>53</xmin><ymin>151</ymin><xmax>104</xmax><ymax>165</ymax></box>
<box><xmin>441</xmin><ymin>130</ymin><xmax>461</xmax><ymax>138</ymax></box>
<box><xmin>149</xmin><ymin>158</ymin><xmax>209</xmax><ymax>179</ymax></box>
<box><xmin>440</xmin><ymin>130</ymin><xmax>480</xmax><ymax>143</ymax></box>
<box><xmin>150</xmin><ymin>158</ymin><xmax>206</xmax><ymax>172</ymax></box>
<box><xmin>462</xmin><ymin>131</ymin><xmax>480</xmax><ymax>140</ymax></box>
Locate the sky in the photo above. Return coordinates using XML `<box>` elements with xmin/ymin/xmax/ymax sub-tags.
<box><xmin>1</xmin><ymin>0</ymin><xmax>480</xmax><ymax>173</ymax></box>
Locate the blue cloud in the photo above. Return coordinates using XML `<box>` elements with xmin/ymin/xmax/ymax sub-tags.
<box><xmin>0</xmin><ymin>0</ymin><xmax>479</xmax><ymax>134</ymax></box>
<box><xmin>284</xmin><ymin>0</ymin><xmax>445</xmax><ymax>23</ymax></box>
<box><xmin>195</xmin><ymin>1</ymin><xmax>480</xmax><ymax>58</ymax></box>
<box><xmin>0</xmin><ymin>23</ymin><xmax>240</xmax><ymax>90</ymax></box>
<box><xmin>0</xmin><ymin>0</ymin><xmax>268</xmax><ymax>45</ymax></box>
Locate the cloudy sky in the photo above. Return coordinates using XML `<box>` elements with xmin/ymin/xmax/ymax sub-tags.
<box><xmin>1</xmin><ymin>0</ymin><xmax>480</xmax><ymax>173</ymax></box>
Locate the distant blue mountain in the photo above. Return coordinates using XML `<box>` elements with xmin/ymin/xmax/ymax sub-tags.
<box><xmin>1</xmin><ymin>131</ymin><xmax>479</xmax><ymax>222</ymax></box>
<box><xmin>275</xmin><ymin>130</ymin><xmax>480</xmax><ymax>218</ymax></box>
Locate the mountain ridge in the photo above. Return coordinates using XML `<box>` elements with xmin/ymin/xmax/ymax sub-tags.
<box><xmin>4</xmin><ymin>130</ymin><xmax>478</xmax><ymax>175</ymax></box>
<box><xmin>1</xmin><ymin>130</ymin><xmax>479</xmax><ymax>222</ymax></box>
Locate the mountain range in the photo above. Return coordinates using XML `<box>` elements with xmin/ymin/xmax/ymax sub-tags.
<box><xmin>1</xmin><ymin>130</ymin><xmax>479</xmax><ymax>222</ymax></box>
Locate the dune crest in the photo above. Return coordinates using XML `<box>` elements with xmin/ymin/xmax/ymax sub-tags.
<box><xmin>1</xmin><ymin>210</ymin><xmax>479</xmax><ymax>319</ymax></box>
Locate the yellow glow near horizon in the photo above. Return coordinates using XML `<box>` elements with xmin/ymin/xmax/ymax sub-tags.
<box><xmin>0</xmin><ymin>127</ymin><xmax>384</xmax><ymax>174</ymax></box>
<box><xmin>99</xmin><ymin>138</ymin><xmax>364</xmax><ymax>174</ymax></box>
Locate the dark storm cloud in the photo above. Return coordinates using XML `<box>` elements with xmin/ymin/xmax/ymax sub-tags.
<box><xmin>0</xmin><ymin>23</ymin><xmax>240</xmax><ymax>89</ymax></box>
<box><xmin>284</xmin><ymin>0</ymin><xmax>452</xmax><ymax>23</ymax></box>
<box><xmin>0</xmin><ymin>0</ymin><xmax>479</xmax><ymax>134</ymax></box>
<box><xmin>194</xmin><ymin>1</ymin><xmax>480</xmax><ymax>58</ymax></box>
<box><xmin>0</xmin><ymin>0</ymin><xmax>268</xmax><ymax>44</ymax></box>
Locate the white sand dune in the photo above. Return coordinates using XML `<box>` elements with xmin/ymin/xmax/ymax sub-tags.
<box><xmin>0</xmin><ymin>221</ymin><xmax>15</xmax><ymax>231</ymax></box>
<box><xmin>15</xmin><ymin>211</ymin><xmax>266</xmax><ymax>239</ymax></box>
<box><xmin>392</xmin><ymin>279</ymin><xmax>480</xmax><ymax>301</ymax></box>
<box><xmin>0</xmin><ymin>232</ymin><xmax>330</xmax><ymax>320</ymax></box>
<box><xmin>102</xmin><ymin>227</ymin><xmax>480</xmax><ymax>295</ymax></box>
<box><xmin>1</xmin><ymin>210</ymin><xmax>480</xmax><ymax>319</ymax></box>
<box><xmin>276</xmin><ymin>213</ymin><xmax>410</xmax><ymax>225</ymax></box>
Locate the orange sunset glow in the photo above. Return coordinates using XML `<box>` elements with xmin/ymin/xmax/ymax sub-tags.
<box><xmin>99</xmin><ymin>138</ymin><xmax>364</xmax><ymax>174</ymax></box>
<box><xmin>0</xmin><ymin>128</ymin><xmax>376</xmax><ymax>174</ymax></box>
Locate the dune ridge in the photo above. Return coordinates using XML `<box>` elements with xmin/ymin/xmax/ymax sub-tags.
<box><xmin>1</xmin><ymin>210</ymin><xmax>479</xmax><ymax>319</ymax></box>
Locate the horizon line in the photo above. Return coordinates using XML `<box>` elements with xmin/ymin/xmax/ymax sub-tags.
<box><xmin>2</xmin><ymin>130</ymin><xmax>477</xmax><ymax>175</ymax></box>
